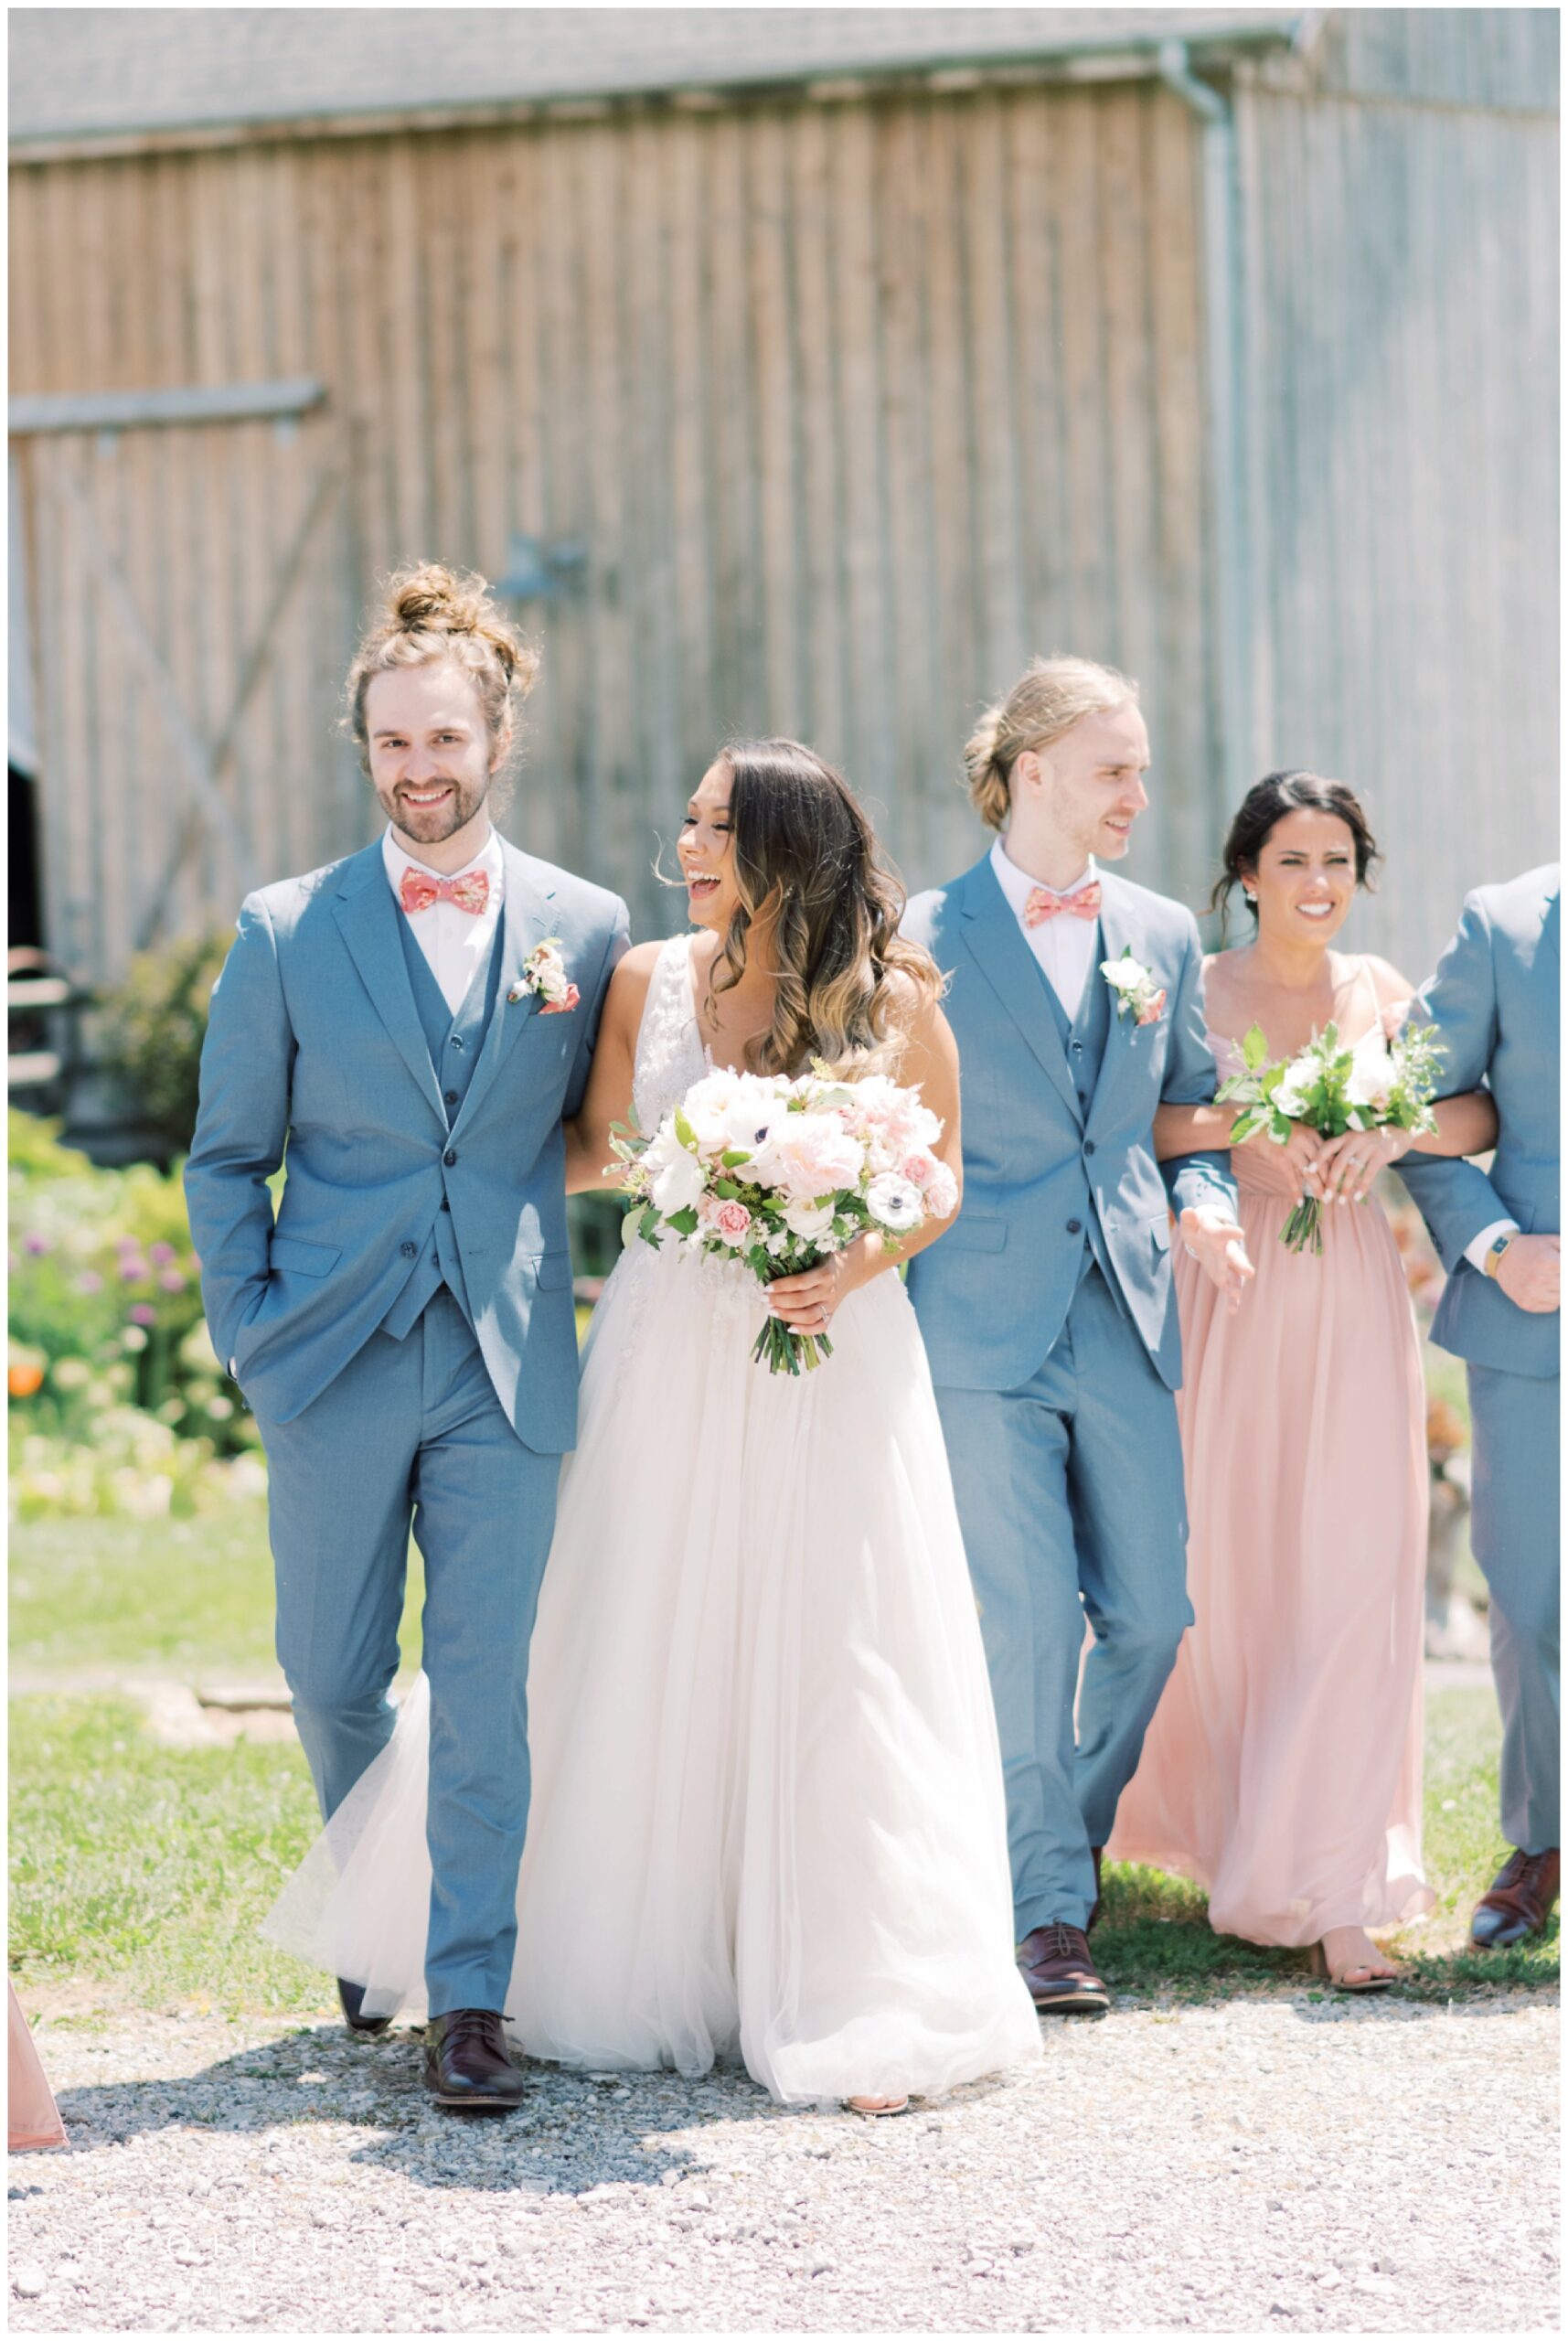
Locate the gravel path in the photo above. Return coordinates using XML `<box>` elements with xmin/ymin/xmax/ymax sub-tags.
<box><xmin>8</xmin><ymin>1992</ymin><xmax>1556</xmax><ymax>2332</ymax></box>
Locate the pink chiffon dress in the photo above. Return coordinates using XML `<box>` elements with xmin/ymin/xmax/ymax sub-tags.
<box><xmin>8</xmin><ymin>1984</ymin><xmax>66</xmax><ymax>2151</ymax></box>
<box><xmin>1107</xmin><ymin>964</ymin><xmax>1435</xmax><ymax>1945</ymax></box>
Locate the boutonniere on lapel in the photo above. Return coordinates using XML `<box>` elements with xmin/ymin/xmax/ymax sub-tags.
<box><xmin>508</xmin><ymin>938</ymin><xmax>580</xmax><ymax>1015</ymax></box>
<box><xmin>1101</xmin><ymin>947</ymin><xmax>1167</xmax><ymax>1028</ymax></box>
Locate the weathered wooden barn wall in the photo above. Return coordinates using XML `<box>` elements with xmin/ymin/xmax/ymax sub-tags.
<box><xmin>9</xmin><ymin>80</ymin><xmax>1219</xmax><ymax>985</ymax></box>
<box><xmin>1233</xmin><ymin>9</ymin><xmax>1559</xmax><ymax>977</ymax></box>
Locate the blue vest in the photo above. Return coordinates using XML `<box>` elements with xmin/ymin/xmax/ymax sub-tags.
<box><xmin>1035</xmin><ymin>941</ymin><xmax>1115</xmax><ymax>1288</ymax></box>
<box><xmin>379</xmin><ymin>916</ymin><xmax>503</xmax><ymax>1338</ymax></box>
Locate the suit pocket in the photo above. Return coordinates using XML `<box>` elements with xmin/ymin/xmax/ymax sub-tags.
<box><xmin>268</xmin><ymin>1235</ymin><xmax>341</xmax><ymax>1278</ymax></box>
<box><xmin>1148</xmin><ymin>1213</ymin><xmax>1173</xmax><ymax>1254</ymax></box>
<box><xmin>534</xmin><ymin>1251</ymin><xmax>573</xmax><ymax>1289</ymax></box>
<box><xmin>938</xmin><ymin>1213</ymin><xmax>1008</xmax><ymax>1254</ymax></box>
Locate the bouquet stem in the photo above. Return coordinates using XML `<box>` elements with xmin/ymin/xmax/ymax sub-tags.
<box><xmin>751</xmin><ymin>1313</ymin><xmax>833</xmax><ymax>1375</ymax></box>
<box><xmin>1282</xmin><ymin>1196</ymin><xmax>1324</xmax><ymax>1255</ymax></box>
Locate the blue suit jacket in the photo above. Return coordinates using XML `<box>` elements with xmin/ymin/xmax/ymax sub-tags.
<box><xmin>903</xmin><ymin>856</ymin><xmax>1235</xmax><ymax>1393</ymax></box>
<box><xmin>1397</xmin><ymin>864</ymin><xmax>1560</xmax><ymax>1381</ymax></box>
<box><xmin>185</xmin><ymin>837</ymin><xmax>629</xmax><ymax>1448</ymax></box>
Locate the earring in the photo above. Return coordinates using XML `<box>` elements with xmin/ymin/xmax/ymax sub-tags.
<box><xmin>1244</xmin><ymin>889</ymin><xmax>1257</xmax><ymax>903</ymax></box>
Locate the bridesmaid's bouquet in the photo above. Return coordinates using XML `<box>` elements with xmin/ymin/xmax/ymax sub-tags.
<box><xmin>1216</xmin><ymin>1021</ymin><xmax>1445</xmax><ymax>1255</ymax></box>
<box><xmin>613</xmin><ymin>1066</ymin><xmax>958</xmax><ymax>1373</ymax></box>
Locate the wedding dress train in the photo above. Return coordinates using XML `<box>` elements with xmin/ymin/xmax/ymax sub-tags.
<box><xmin>266</xmin><ymin>934</ymin><xmax>1040</xmax><ymax>2103</ymax></box>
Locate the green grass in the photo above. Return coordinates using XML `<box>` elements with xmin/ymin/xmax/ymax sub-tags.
<box><xmin>9</xmin><ymin>1694</ymin><xmax>325</xmax><ymax>2016</ymax></box>
<box><xmin>11</xmin><ymin>1503</ymin><xmax>424</xmax><ymax>1683</ymax></box>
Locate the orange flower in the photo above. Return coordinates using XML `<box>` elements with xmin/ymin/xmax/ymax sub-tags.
<box><xmin>8</xmin><ymin>1360</ymin><xmax>46</xmax><ymax>1398</ymax></box>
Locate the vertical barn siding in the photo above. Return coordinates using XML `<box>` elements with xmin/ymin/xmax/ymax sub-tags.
<box><xmin>10</xmin><ymin>84</ymin><xmax>1217</xmax><ymax>981</ymax></box>
<box><xmin>1238</xmin><ymin>78</ymin><xmax>1558</xmax><ymax>975</ymax></box>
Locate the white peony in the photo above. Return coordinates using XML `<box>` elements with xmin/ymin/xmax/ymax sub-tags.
<box><xmin>1100</xmin><ymin>956</ymin><xmax>1147</xmax><ymax>994</ymax></box>
<box><xmin>1274</xmin><ymin>1058</ymin><xmax>1316</xmax><ymax>1118</ymax></box>
<box><xmin>649</xmin><ymin>1145</ymin><xmax>707</xmax><ymax>1217</ymax></box>
<box><xmin>781</xmin><ymin>1197</ymin><xmax>837</xmax><ymax>1242</ymax></box>
<box><xmin>1346</xmin><ymin>1056</ymin><xmax>1392</xmax><ymax>1113</ymax></box>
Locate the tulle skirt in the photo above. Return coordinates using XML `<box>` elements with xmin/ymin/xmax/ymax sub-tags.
<box><xmin>265</xmin><ymin>1241</ymin><xmax>1040</xmax><ymax>2102</ymax></box>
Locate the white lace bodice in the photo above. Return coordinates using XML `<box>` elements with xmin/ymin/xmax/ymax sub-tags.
<box><xmin>633</xmin><ymin>934</ymin><xmax>709</xmax><ymax>1135</ymax></box>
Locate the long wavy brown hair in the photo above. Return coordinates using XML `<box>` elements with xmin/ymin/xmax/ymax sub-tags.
<box><xmin>702</xmin><ymin>739</ymin><xmax>942</xmax><ymax>1076</ymax></box>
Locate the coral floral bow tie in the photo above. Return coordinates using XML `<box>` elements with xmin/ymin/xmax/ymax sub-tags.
<box><xmin>1023</xmin><ymin>881</ymin><xmax>1101</xmax><ymax>927</ymax></box>
<box><xmin>400</xmin><ymin>868</ymin><xmax>489</xmax><ymax>917</ymax></box>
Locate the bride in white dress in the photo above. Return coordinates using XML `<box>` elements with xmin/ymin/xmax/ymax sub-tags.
<box><xmin>266</xmin><ymin>740</ymin><xmax>1040</xmax><ymax>2110</ymax></box>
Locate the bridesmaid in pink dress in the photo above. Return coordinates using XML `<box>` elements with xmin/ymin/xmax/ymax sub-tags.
<box><xmin>1108</xmin><ymin>774</ymin><xmax>1499</xmax><ymax>1987</ymax></box>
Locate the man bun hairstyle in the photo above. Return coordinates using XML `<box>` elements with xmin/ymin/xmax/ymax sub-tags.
<box><xmin>344</xmin><ymin>561</ymin><xmax>539</xmax><ymax>777</ymax></box>
<box><xmin>963</xmin><ymin>653</ymin><xmax>1138</xmax><ymax>831</ymax></box>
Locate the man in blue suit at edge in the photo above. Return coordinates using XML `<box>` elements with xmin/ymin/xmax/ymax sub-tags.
<box><xmin>905</xmin><ymin>655</ymin><xmax>1252</xmax><ymax>2015</ymax></box>
<box><xmin>1397</xmin><ymin>866</ymin><xmax>1560</xmax><ymax>1950</ymax></box>
<box><xmin>186</xmin><ymin>567</ymin><xmax>628</xmax><ymax>2108</ymax></box>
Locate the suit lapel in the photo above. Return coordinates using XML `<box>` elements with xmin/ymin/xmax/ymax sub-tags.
<box><xmin>333</xmin><ymin>845</ymin><xmax>447</xmax><ymax>1126</ymax></box>
<box><xmin>958</xmin><ymin>858</ymin><xmax>1083</xmax><ymax>1121</ymax></box>
<box><xmin>1085</xmin><ymin>875</ymin><xmax>1136</xmax><ymax>1122</ymax></box>
<box><xmin>452</xmin><ymin>841</ymin><xmax>557</xmax><ymax>1135</ymax></box>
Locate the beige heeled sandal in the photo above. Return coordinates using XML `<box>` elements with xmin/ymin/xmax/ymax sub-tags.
<box><xmin>1307</xmin><ymin>1940</ymin><xmax>1399</xmax><ymax>1993</ymax></box>
<box><xmin>844</xmin><ymin>2094</ymin><xmax>911</xmax><ymax>2117</ymax></box>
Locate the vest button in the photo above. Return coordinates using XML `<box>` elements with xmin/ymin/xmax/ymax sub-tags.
<box><xmin>400</xmin><ymin>1241</ymin><xmax>417</xmax><ymax>1258</ymax></box>
<box><xmin>1084</xmin><ymin>1140</ymin><xmax>1096</xmax><ymax>1156</ymax></box>
<box><xmin>1066</xmin><ymin>1218</ymin><xmax>1083</xmax><ymax>1235</ymax></box>
<box><xmin>450</xmin><ymin>1036</ymin><xmax>464</xmax><ymax>1050</ymax></box>
<box><xmin>444</xmin><ymin>1088</ymin><xmax>459</xmax><ymax>1106</ymax></box>
<box><xmin>443</xmin><ymin>1149</ymin><xmax>458</xmax><ymax>1167</ymax></box>
<box><xmin>440</xmin><ymin>1198</ymin><xmax>451</xmax><ymax>1212</ymax></box>
<box><xmin>1071</xmin><ymin>1041</ymin><xmax>1083</xmax><ymax>1053</ymax></box>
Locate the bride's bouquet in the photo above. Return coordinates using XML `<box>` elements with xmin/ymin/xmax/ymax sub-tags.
<box><xmin>613</xmin><ymin>1065</ymin><xmax>958</xmax><ymax>1373</ymax></box>
<box><xmin>1215</xmin><ymin>1021</ymin><xmax>1445</xmax><ymax>1255</ymax></box>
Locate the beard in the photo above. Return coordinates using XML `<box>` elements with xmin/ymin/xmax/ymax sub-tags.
<box><xmin>382</xmin><ymin>775</ymin><xmax>490</xmax><ymax>845</ymax></box>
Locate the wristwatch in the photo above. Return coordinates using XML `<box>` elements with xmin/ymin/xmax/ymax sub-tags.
<box><xmin>1482</xmin><ymin>1230</ymin><xmax>1518</xmax><ymax>1279</ymax></box>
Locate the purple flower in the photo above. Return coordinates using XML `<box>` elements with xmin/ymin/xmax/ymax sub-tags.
<box><xmin>77</xmin><ymin>1270</ymin><xmax>103</xmax><ymax>1294</ymax></box>
<box><xmin>119</xmin><ymin>1258</ymin><xmax>149</xmax><ymax>1283</ymax></box>
<box><xmin>158</xmin><ymin>1269</ymin><xmax>185</xmax><ymax>1292</ymax></box>
<box><xmin>149</xmin><ymin>1241</ymin><xmax>176</xmax><ymax>1267</ymax></box>
<box><xmin>23</xmin><ymin>1232</ymin><xmax>49</xmax><ymax>1256</ymax></box>
<box><xmin>129</xmin><ymin>1303</ymin><xmax>157</xmax><ymax>1326</ymax></box>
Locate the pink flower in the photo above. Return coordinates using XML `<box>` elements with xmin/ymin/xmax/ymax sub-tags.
<box><xmin>119</xmin><ymin>1259</ymin><xmax>149</xmax><ymax>1283</ymax></box>
<box><xmin>158</xmin><ymin>1269</ymin><xmax>186</xmax><ymax>1292</ymax></box>
<box><xmin>923</xmin><ymin>1161</ymin><xmax>959</xmax><ymax>1219</ymax></box>
<box><xmin>149</xmin><ymin>1241</ymin><xmax>176</xmax><ymax>1266</ymax></box>
<box><xmin>129</xmin><ymin>1303</ymin><xmax>157</xmax><ymax>1326</ymax></box>
<box><xmin>539</xmin><ymin>983</ymin><xmax>581</xmax><ymax>1018</ymax></box>
<box><xmin>901</xmin><ymin>1150</ymin><xmax>941</xmax><ymax>1192</ymax></box>
<box><xmin>23</xmin><ymin>1233</ymin><xmax>49</xmax><ymax>1256</ymax></box>
<box><xmin>76</xmin><ymin>1270</ymin><xmax>103</xmax><ymax>1294</ymax></box>
<box><xmin>766</xmin><ymin>1120</ymin><xmax>862</xmax><ymax>1203</ymax></box>
<box><xmin>713</xmin><ymin>1201</ymin><xmax>752</xmax><ymax>1245</ymax></box>
<box><xmin>1136</xmin><ymin>989</ymin><xmax>1167</xmax><ymax>1029</ymax></box>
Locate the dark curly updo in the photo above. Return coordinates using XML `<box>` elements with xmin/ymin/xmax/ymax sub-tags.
<box><xmin>1212</xmin><ymin>771</ymin><xmax>1381</xmax><ymax>931</ymax></box>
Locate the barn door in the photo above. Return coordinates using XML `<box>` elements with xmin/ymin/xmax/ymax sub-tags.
<box><xmin>18</xmin><ymin>408</ymin><xmax>357</xmax><ymax>985</ymax></box>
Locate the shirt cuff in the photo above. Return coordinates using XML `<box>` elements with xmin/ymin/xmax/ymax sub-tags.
<box><xmin>1464</xmin><ymin>1220</ymin><xmax>1519</xmax><ymax>1275</ymax></box>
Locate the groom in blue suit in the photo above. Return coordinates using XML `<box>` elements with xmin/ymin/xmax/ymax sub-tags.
<box><xmin>1398</xmin><ymin>865</ymin><xmax>1560</xmax><ymax>1949</ymax></box>
<box><xmin>906</xmin><ymin>656</ymin><xmax>1250</xmax><ymax>2014</ymax></box>
<box><xmin>187</xmin><ymin>586</ymin><xmax>627</xmax><ymax>2105</ymax></box>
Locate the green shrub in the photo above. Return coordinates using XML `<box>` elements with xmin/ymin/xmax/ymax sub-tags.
<box><xmin>97</xmin><ymin>928</ymin><xmax>232</xmax><ymax>1158</ymax></box>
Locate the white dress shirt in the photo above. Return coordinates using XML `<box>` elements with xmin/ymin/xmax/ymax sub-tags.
<box><xmin>382</xmin><ymin>826</ymin><xmax>504</xmax><ymax>1017</ymax></box>
<box><xmin>990</xmin><ymin>838</ymin><xmax>1100</xmax><ymax>1021</ymax></box>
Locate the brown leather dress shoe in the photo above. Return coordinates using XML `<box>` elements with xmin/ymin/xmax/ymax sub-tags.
<box><xmin>1018</xmin><ymin>1922</ymin><xmax>1110</xmax><ymax>2014</ymax></box>
<box><xmin>1469</xmin><ymin>1848</ymin><xmax>1560</xmax><ymax>1949</ymax></box>
<box><xmin>423</xmin><ymin>2010</ymin><xmax>525</xmax><ymax>2110</ymax></box>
